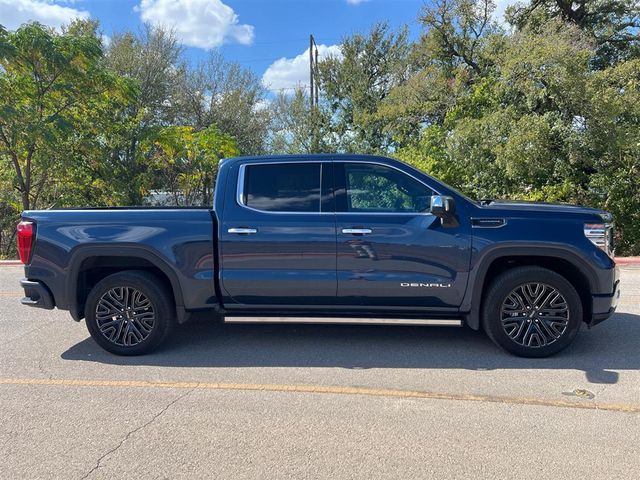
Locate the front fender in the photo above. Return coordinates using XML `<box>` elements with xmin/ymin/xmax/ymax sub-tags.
<box><xmin>462</xmin><ymin>242</ymin><xmax>614</xmax><ymax>330</ymax></box>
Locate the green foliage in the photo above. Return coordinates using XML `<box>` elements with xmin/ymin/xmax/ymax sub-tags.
<box><xmin>175</xmin><ymin>51</ymin><xmax>270</xmax><ymax>155</ymax></box>
<box><xmin>584</xmin><ymin>59</ymin><xmax>640</xmax><ymax>254</ymax></box>
<box><xmin>317</xmin><ymin>23</ymin><xmax>410</xmax><ymax>153</ymax></box>
<box><xmin>104</xmin><ymin>26</ymin><xmax>268</xmax><ymax>204</ymax></box>
<box><xmin>418</xmin><ymin>0</ymin><xmax>498</xmax><ymax>75</ymax></box>
<box><xmin>140</xmin><ymin>125</ymin><xmax>238</xmax><ymax>206</ymax></box>
<box><xmin>506</xmin><ymin>0</ymin><xmax>640</xmax><ymax>67</ymax></box>
<box><xmin>268</xmin><ymin>88</ymin><xmax>333</xmax><ymax>154</ymax></box>
<box><xmin>0</xmin><ymin>20</ymin><xmax>137</xmax><ymax>211</ymax></box>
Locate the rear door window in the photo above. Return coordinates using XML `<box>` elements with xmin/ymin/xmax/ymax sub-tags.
<box><xmin>242</xmin><ymin>163</ymin><xmax>321</xmax><ymax>212</ymax></box>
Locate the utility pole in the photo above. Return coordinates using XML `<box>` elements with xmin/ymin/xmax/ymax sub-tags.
<box><xmin>314</xmin><ymin>47</ymin><xmax>319</xmax><ymax>106</ymax></box>
<box><xmin>309</xmin><ymin>34</ymin><xmax>320</xmax><ymax>152</ymax></box>
<box><xmin>309</xmin><ymin>34</ymin><xmax>315</xmax><ymax>108</ymax></box>
<box><xmin>309</xmin><ymin>34</ymin><xmax>320</xmax><ymax>108</ymax></box>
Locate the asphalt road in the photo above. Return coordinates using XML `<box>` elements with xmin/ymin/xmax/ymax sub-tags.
<box><xmin>1</xmin><ymin>265</ymin><xmax>639</xmax><ymax>479</ymax></box>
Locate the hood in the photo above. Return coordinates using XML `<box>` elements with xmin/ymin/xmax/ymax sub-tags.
<box><xmin>479</xmin><ymin>200</ymin><xmax>611</xmax><ymax>219</ymax></box>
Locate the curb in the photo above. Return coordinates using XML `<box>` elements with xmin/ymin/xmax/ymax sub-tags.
<box><xmin>615</xmin><ymin>257</ymin><xmax>640</xmax><ymax>265</ymax></box>
<box><xmin>0</xmin><ymin>261</ymin><xmax>22</xmax><ymax>266</ymax></box>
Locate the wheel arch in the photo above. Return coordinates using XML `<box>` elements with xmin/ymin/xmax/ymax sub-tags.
<box><xmin>463</xmin><ymin>245</ymin><xmax>597</xmax><ymax>330</ymax></box>
<box><xmin>66</xmin><ymin>246</ymin><xmax>186</xmax><ymax>323</ymax></box>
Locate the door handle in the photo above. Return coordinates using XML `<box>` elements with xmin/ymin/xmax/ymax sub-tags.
<box><xmin>341</xmin><ymin>228</ymin><xmax>372</xmax><ymax>235</ymax></box>
<box><xmin>228</xmin><ymin>227</ymin><xmax>258</xmax><ymax>234</ymax></box>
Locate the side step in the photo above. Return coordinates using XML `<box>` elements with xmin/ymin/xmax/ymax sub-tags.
<box><xmin>224</xmin><ymin>317</ymin><xmax>462</xmax><ymax>327</ymax></box>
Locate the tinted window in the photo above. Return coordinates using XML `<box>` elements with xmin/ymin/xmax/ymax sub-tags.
<box><xmin>243</xmin><ymin>163</ymin><xmax>321</xmax><ymax>212</ymax></box>
<box><xmin>339</xmin><ymin>163</ymin><xmax>434</xmax><ymax>213</ymax></box>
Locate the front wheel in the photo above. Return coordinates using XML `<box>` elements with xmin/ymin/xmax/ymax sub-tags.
<box><xmin>482</xmin><ymin>266</ymin><xmax>583</xmax><ymax>357</ymax></box>
<box><xmin>84</xmin><ymin>271</ymin><xmax>174</xmax><ymax>355</ymax></box>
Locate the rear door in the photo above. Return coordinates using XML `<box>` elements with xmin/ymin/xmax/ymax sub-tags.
<box><xmin>220</xmin><ymin>160</ymin><xmax>337</xmax><ymax>307</ymax></box>
<box><xmin>334</xmin><ymin>161</ymin><xmax>471</xmax><ymax>310</ymax></box>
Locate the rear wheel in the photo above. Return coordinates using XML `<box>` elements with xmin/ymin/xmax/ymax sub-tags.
<box><xmin>482</xmin><ymin>266</ymin><xmax>582</xmax><ymax>357</ymax></box>
<box><xmin>84</xmin><ymin>271</ymin><xmax>174</xmax><ymax>355</ymax></box>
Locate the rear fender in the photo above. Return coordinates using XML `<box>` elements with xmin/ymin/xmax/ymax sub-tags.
<box><xmin>66</xmin><ymin>245</ymin><xmax>186</xmax><ymax>322</ymax></box>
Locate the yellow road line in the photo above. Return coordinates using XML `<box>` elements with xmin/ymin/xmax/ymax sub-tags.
<box><xmin>1</xmin><ymin>377</ymin><xmax>638</xmax><ymax>413</ymax></box>
<box><xmin>0</xmin><ymin>292</ymin><xmax>22</xmax><ymax>297</ymax></box>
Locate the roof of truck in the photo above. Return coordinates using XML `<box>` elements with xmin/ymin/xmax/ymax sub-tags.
<box><xmin>223</xmin><ymin>154</ymin><xmax>394</xmax><ymax>165</ymax></box>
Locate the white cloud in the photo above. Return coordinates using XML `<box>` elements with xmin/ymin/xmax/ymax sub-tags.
<box><xmin>0</xmin><ymin>0</ymin><xmax>89</xmax><ymax>30</ymax></box>
<box><xmin>137</xmin><ymin>0</ymin><xmax>254</xmax><ymax>49</ymax></box>
<box><xmin>346</xmin><ymin>0</ymin><xmax>370</xmax><ymax>5</ymax></box>
<box><xmin>262</xmin><ymin>44</ymin><xmax>342</xmax><ymax>92</ymax></box>
<box><xmin>253</xmin><ymin>99</ymin><xmax>272</xmax><ymax>112</ymax></box>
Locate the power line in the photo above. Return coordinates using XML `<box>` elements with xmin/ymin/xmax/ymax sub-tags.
<box><xmin>272</xmin><ymin>86</ymin><xmax>309</xmax><ymax>92</ymax></box>
<box><xmin>247</xmin><ymin>36</ymin><xmax>342</xmax><ymax>46</ymax></box>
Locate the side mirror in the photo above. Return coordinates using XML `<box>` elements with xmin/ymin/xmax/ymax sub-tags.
<box><xmin>430</xmin><ymin>195</ymin><xmax>456</xmax><ymax>218</ymax></box>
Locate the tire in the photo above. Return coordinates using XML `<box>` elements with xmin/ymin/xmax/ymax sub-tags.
<box><xmin>84</xmin><ymin>270</ymin><xmax>175</xmax><ymax>355</ymax></box>
<box><xmin>482</xmin><ymin>266</ymin><xmax>582</xmax><ymax>357</ymax></box>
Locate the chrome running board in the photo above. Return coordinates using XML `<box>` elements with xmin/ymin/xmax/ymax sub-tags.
<box><xmin>224</xmin><ymin>317</ymin><xmax>462</xmax><ymax>327</ymax></box>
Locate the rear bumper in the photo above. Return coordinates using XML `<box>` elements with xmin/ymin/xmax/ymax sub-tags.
<box><xmin>589</xmin><ymin>279</ymin><xmax>620</xmax><ymax>327</ymax></box>
<box><xmin>20</xmin><ymin>279</ymin><xmax>55</xmax><ymax>310</ymax></box>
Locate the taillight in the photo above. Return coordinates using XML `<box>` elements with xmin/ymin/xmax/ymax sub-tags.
<box><xmin>17</xmin><ymin>221</ymin><xmax>34</xmax><ymax>264</ymax></box>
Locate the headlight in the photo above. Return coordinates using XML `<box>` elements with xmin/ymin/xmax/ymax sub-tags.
<box><xmin>584</xmin><ymin>222</ymin><xmax>614</xmax><ymax>258</ymax></box>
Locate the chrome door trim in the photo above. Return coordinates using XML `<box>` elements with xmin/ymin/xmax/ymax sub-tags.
<box><xmin>234</xmin><ymin>159</ymin><xmax>442</xmax><ymax>216</ymax></box>
<box><xmin>334</xmin><ymin>160</ymin><xmax>441</xmax><ymax>194</ymax></box>
<box><xmin>228</xmin><ymin>228</ymin><xmax>258</xmax><ymax>234</ymax></box>
<box><xmin>236</xmin><ymin>161</ymin><xmax>330</xmax><ymax>215</ymax></box>
<box><xmin>341</xmin><ymin>228</ymin><xmax>373</xmax><ymax>235</ymax></box>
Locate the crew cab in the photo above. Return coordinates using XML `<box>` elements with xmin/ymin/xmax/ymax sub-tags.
<box><xmin>17</xmin><ymin>154</ymin><xmax>620</xmax><ymax>357</ymax></box>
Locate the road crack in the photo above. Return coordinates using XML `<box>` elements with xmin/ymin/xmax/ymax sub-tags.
<box><xmin>79</xmin><ymin>386</ymin><xmax>195</xmax><ymax>479</ymax></box>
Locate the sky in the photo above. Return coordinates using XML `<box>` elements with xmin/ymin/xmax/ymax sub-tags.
<box><xmin>0</xmin><ymin>0</ymin><xmax>517</xmax><ymax>94</ymax></box>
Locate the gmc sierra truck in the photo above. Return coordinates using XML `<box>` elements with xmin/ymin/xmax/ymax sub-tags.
<box><xmin>17</xmin><ymin>154</ymin><xmax>620</xmax><ymax>357</ymax></box>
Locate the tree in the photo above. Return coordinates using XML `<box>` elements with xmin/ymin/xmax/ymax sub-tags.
<box><xmin>267</xmin><ymin>88</ymin><xmax>333</xmax><ymax>154</ymax></box>
<box><xmin>397</xmin><ymin>21</ymin><xmax>594</xmax><ymax>199</ymax></box>
<box><xmin>174</xmin><ymin>51</ymin><xmax>271</xmax><ymax>155</ymax></box>
<box><xmin>105</xmin><ymin>24</ymin><xmax>184</xmax><ymax>204</ymax></box>
<box><xmin>585</xmin><ymin>59</ymin><xmax>640</xmax><ymax>254</ymax></box>
<box><xmin>0</xmin><ymin>21</ymin><xmax>135</xmax><ymax>211</ymax></box>
<box><xmin>106</xmin><ymin>26</ymin><xmax>269</xmax><ymax>203</ymax></box>
<box><xmin>317</xmin><ymin>23</ymin><xmax>410</xmax><ymax>153</ymax></box>
<box><xmin>0</xmin><ymin>159</ymin><xmax>18</xmax><ymax>257</ymax></box>
<box><xmin>107</xmin><ymin>25</ymin><xmax>183</xmax><ymax>127</ymax></box>
<box><xmin>376</xmin><ymin>0</ymin><xmax>505</xmax><ymax>146</ymax></box>
<box><xmin>418</xmin><ymin>0</ymin><xmax>499</xmax><ymax>75</ymax></box>
<box><xmin>140</xmin><ymin>124</ymin><xmax>238</xmax><ymax>206</ymax></box>
<box><xmin>506</xmin><ymin>0</ymin><xmax>640</xmax><ymax>67</ymax></box>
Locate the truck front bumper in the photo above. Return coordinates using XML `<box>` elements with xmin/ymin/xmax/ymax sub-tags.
<box><xmin>589</xmin><ymin>279</ymin><xmax>620</xmax><ymax>327</ymax></box>
<box><xmin>20</xmin><ymin>278</ymin><xmax>55</xmax><ymax>310</ymax></box>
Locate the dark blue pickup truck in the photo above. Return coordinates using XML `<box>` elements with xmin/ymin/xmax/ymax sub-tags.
<box><xmin>17</xmin><ymin>154</ymin><xmax>620</xmax><ymax>357</ymax></box>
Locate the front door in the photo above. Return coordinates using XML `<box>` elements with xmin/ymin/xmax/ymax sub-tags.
<box><xmin>220</xmin><ymin>161</ymin><xmax>337</xmax><ymax>308</ymax></box>
<box><xmin>334</xmin><ymin>161</ymin><xmax>471</xmax><ymax>310</ymax></box>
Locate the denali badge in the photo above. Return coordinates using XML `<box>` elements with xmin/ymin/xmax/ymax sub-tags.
<box><xmin>401</xmin><ymin>282</ymin><xmax>452</xmax><ymax>288</ymax></box>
